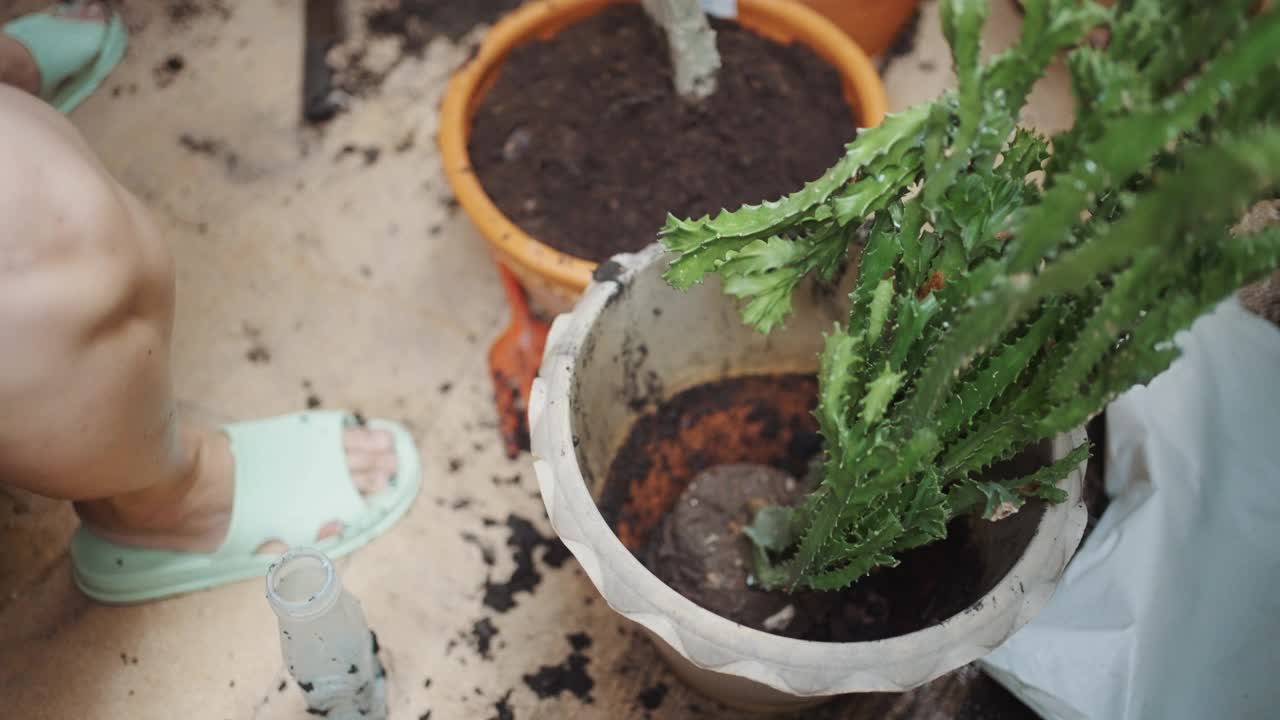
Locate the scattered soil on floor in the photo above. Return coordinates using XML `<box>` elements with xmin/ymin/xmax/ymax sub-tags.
<box><xmin>522</xmin><ymin>633</ymin><xmax>595</xmax><ymax>703</ymax></box>
<box><xmin>482</xmin><ymin>513</ymin><xmax>571</xmax><ymax>612</ymax></box>
<box><xmin>469</xmin><ymin>5</ymin><xmax>857</xmax><ymax>262</ymax></box>
<box><xmin>153</xmin><ymin>54</ymin><xmax>185</xmax><ymax>88</ymax></box>
<box><xmin>177</xmin><ymin>133</ymin><xmax>242</xmax><ymax>176</ymax></box>
<box><xmin>461</xmin><ymin>531</ymin><xmax>497</xmax><ymax>566</ymax></box>
<box><xmin>489</xmin><ymin>690</ymin><xmax>515</xmax><ymax>720</ymax></box>
<box><xmin>366</xmin><ymin>0</ymin><xmax>524</xmax><ymax>52</ymax></box>
<box><xmin>637</xmin><ymin>681</ymin><xmax>669</xmax><ymax>712</ymax></box>
<box><xmin>812</xmin><ymin>663</ymin><xmax>1039</xmax><ymax>719</ymax></box>
<box><xmin>466</xmin><ymin>618</ymin><xmax>499</xmax><ymax>660</ymax></box>
<box><xmin>167</xmin><ymin>0</ymin><xmax>231</xmax><ymax>27</ymax></box>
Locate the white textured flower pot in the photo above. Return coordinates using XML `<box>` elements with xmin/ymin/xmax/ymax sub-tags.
<box><xmin>528</xmin><ymin>244</ymin><xmax>1089</xmax><ymax>712</ymax></box>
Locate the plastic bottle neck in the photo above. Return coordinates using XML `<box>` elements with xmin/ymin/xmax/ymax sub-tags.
<box><xmin>265</xmin><ymin>548</ymin><xmax>342</xmax><ymax>620</ymax></box>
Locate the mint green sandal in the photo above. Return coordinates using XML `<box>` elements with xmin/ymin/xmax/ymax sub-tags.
<box><xmin>3</xmin><ymin>1</ymin><xmax>128</xmax><ymax>114</ymax></box>
<box><xmin>70</xmin><ymin>411</ymin><xmax>423</xmax><ymax>604</ymax></box>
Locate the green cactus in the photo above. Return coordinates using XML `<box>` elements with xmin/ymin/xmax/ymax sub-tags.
<box><xmin>661</xmin><ymin>0</ymin><xmax>1280</xmax><ymax>591</ymax></box>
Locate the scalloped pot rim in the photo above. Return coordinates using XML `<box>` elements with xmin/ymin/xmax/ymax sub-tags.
<box><xmin>529</xmin><ymin>244</ymin><xmax>1089</xmax><ymax>702</ymax></box>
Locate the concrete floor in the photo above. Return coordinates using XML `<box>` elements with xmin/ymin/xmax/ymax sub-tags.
<box><xmin>0</xmin><ymin>1</ymin><xmax>1072</xmax><ymax>718</ymax></box>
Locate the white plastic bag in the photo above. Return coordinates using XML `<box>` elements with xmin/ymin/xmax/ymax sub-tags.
<box><xmin>982</xmin><ymin>298</ymin><xmax>1280</xmax><ymax>720</ymax></box>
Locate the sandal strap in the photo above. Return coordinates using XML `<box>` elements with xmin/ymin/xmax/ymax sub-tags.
<box><xmin>3</xmin><ymin>4</ymin><xmax>110</xmax><ymax>99</ymax></box>
<box><xmin>217</xmin><ymin>412</ymin><xmax>367</xmax><ymax>557</ymax></box>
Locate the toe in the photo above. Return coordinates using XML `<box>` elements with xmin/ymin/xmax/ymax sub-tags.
<box><xmin>345</xmin><ymin>427</ymin><xmax>394</xmax><ymax>452</ymax></box>
<box><xmin>82</xmin><ymin>2</ymin><xmax>108</xmax><ymax>20</ymax></box>
<box><xmin>362</xmin><ymin>473</ymin><xmax>391</xmax><ymax>495</ymax></box>
<box><xmin>316</xmin><ymin>520</ymin><xmax>344</xmax><ymax>542</ymax></box>
<box><xmin>255</xmin><ymin>539</ymin><xmax>288</xmax><ymax>556</ymax></box>
<box><xmin>251</xmin><ymin>424</ymin><xmax>397</xmax><ymax>556</ymax></box>
<box><xmin>350</xmin><ymin>469</ymin><xmax>384</xmax><ymax>495</ymax></box>
<box><xmin>344</xmin><ymin>449</ymin><xmax>380</xmax><ymax>475</ymax></box>
<box><xmin>56</xmin><ymin>1</ymin><xmax>108</xmax><ymax>21</ymax></box>
<box><xmin>376</xmin><ymin>449</ymin><xmax>399</xmax><ymax>477</ymax></box>
<box><xmin>344</xmin><ymin>427</ymin><xmax>398</xmax><ymax>497</ymax></box>
<box><xmin>253</xmin><ymin>519</ymin><xmax>342</xmax><ymax>555</ymax></box>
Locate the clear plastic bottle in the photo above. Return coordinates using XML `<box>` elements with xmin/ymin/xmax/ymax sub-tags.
<box><xmin>266</xmin><ymin>548</ymin><xmax>386</xmax><ymax>720</ymax></box>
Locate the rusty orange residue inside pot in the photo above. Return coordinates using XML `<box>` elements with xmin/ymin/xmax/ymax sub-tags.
<box><xmin>599</xmin><ymin>374</ymin><xmax>821</xmax><ymax>553</ymax></box>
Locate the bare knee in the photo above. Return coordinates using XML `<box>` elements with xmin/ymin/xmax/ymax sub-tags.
<box><xmin>1</xmin><ymin>88</ymin><xmax>133</xmax><ymax>262</ymax></box>
<box><xmin>0</xmin><ymin>85</ymin><xmax>170</xmax><ymax>329</ymax></box>
<box><xmin>0</xmin><ymin>87</ymin><xmax>177</xmax><ymax>497</ymax></box>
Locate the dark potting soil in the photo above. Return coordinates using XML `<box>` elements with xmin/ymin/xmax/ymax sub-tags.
<box><xmin>601</xmin><ymin>374</ymin><xmax>989</xmax><ymax>643</ymax></box>
<box><xmin>651</xmin><ymin>463</ymin><xmax>983</xmax><ymax>642</ymax></box>
<box><xmin>468</xmin><ymin>5</ymin><xmax>857</xmax><ymax>263</ymax></box>
<box><xmin>645</xmin><ymin>464</ymin><xmax>803</xmax><ymax>630</ymax></box>
<box><xmin>366</xmin><ymin>0</ymin><xmax>524</xmax><ymax>51</ymax></box>
<box><xmin>1082</xmin><ymin>411</ymin><xmax>1109</xmax><ymax>539</ymax></box>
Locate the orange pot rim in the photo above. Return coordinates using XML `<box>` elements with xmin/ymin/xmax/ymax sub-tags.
<box><xmin>438</xmin><ymin>0</ymin><xmax>890</xmax><ymax>295</ymax></box>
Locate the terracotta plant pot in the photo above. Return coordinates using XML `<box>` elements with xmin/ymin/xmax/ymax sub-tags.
<box><xmin>798</xmin><ymin>0</ymin><xmax>922</xmax><ymax>56</ymax></box>
<box><xmin>438</xmin><ymin>0</ymin><xmax>888</xmax><ymax>316</ymax></box>
<box><xmin>528</xmin><ymin>244</ymin><xmax>1090</xmax><ymax>712</ymax></box>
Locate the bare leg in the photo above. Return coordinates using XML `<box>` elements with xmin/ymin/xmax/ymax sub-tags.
<box><xmin>0</xmin><ymin>85</ymin><xmax>398</xmax><ymax>554</ymax></box>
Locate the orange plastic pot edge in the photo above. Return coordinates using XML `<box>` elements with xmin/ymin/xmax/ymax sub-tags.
<box><xmin>438</xmin><ymin>0</ymin><xmax>890</xmax><ymax>305</ymax></box>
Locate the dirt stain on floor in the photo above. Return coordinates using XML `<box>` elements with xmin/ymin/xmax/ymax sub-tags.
<box><xmin>482</xmin><ymin>514</ymin><xmax>571</xmax><ymax>613</ymax></box>
<box><xmin>522</xmin><ymin>632</ymin><xmax>595</xmax><ymax>704</ymax></box>
<box><xmin>366</xmin><ymin>0</ymin><xmax>524</xmax><ymax>52</ymax></box>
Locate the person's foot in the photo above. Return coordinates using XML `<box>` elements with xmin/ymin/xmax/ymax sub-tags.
<box><xmin>0</xmin><ymin>1</ymin><xmax>110</xmax><ymax>95</ymax></box>
<box><xmin>75</xmin><ymin>423</ymin><xmax>400</xmax><ymax>555</ymax></box>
